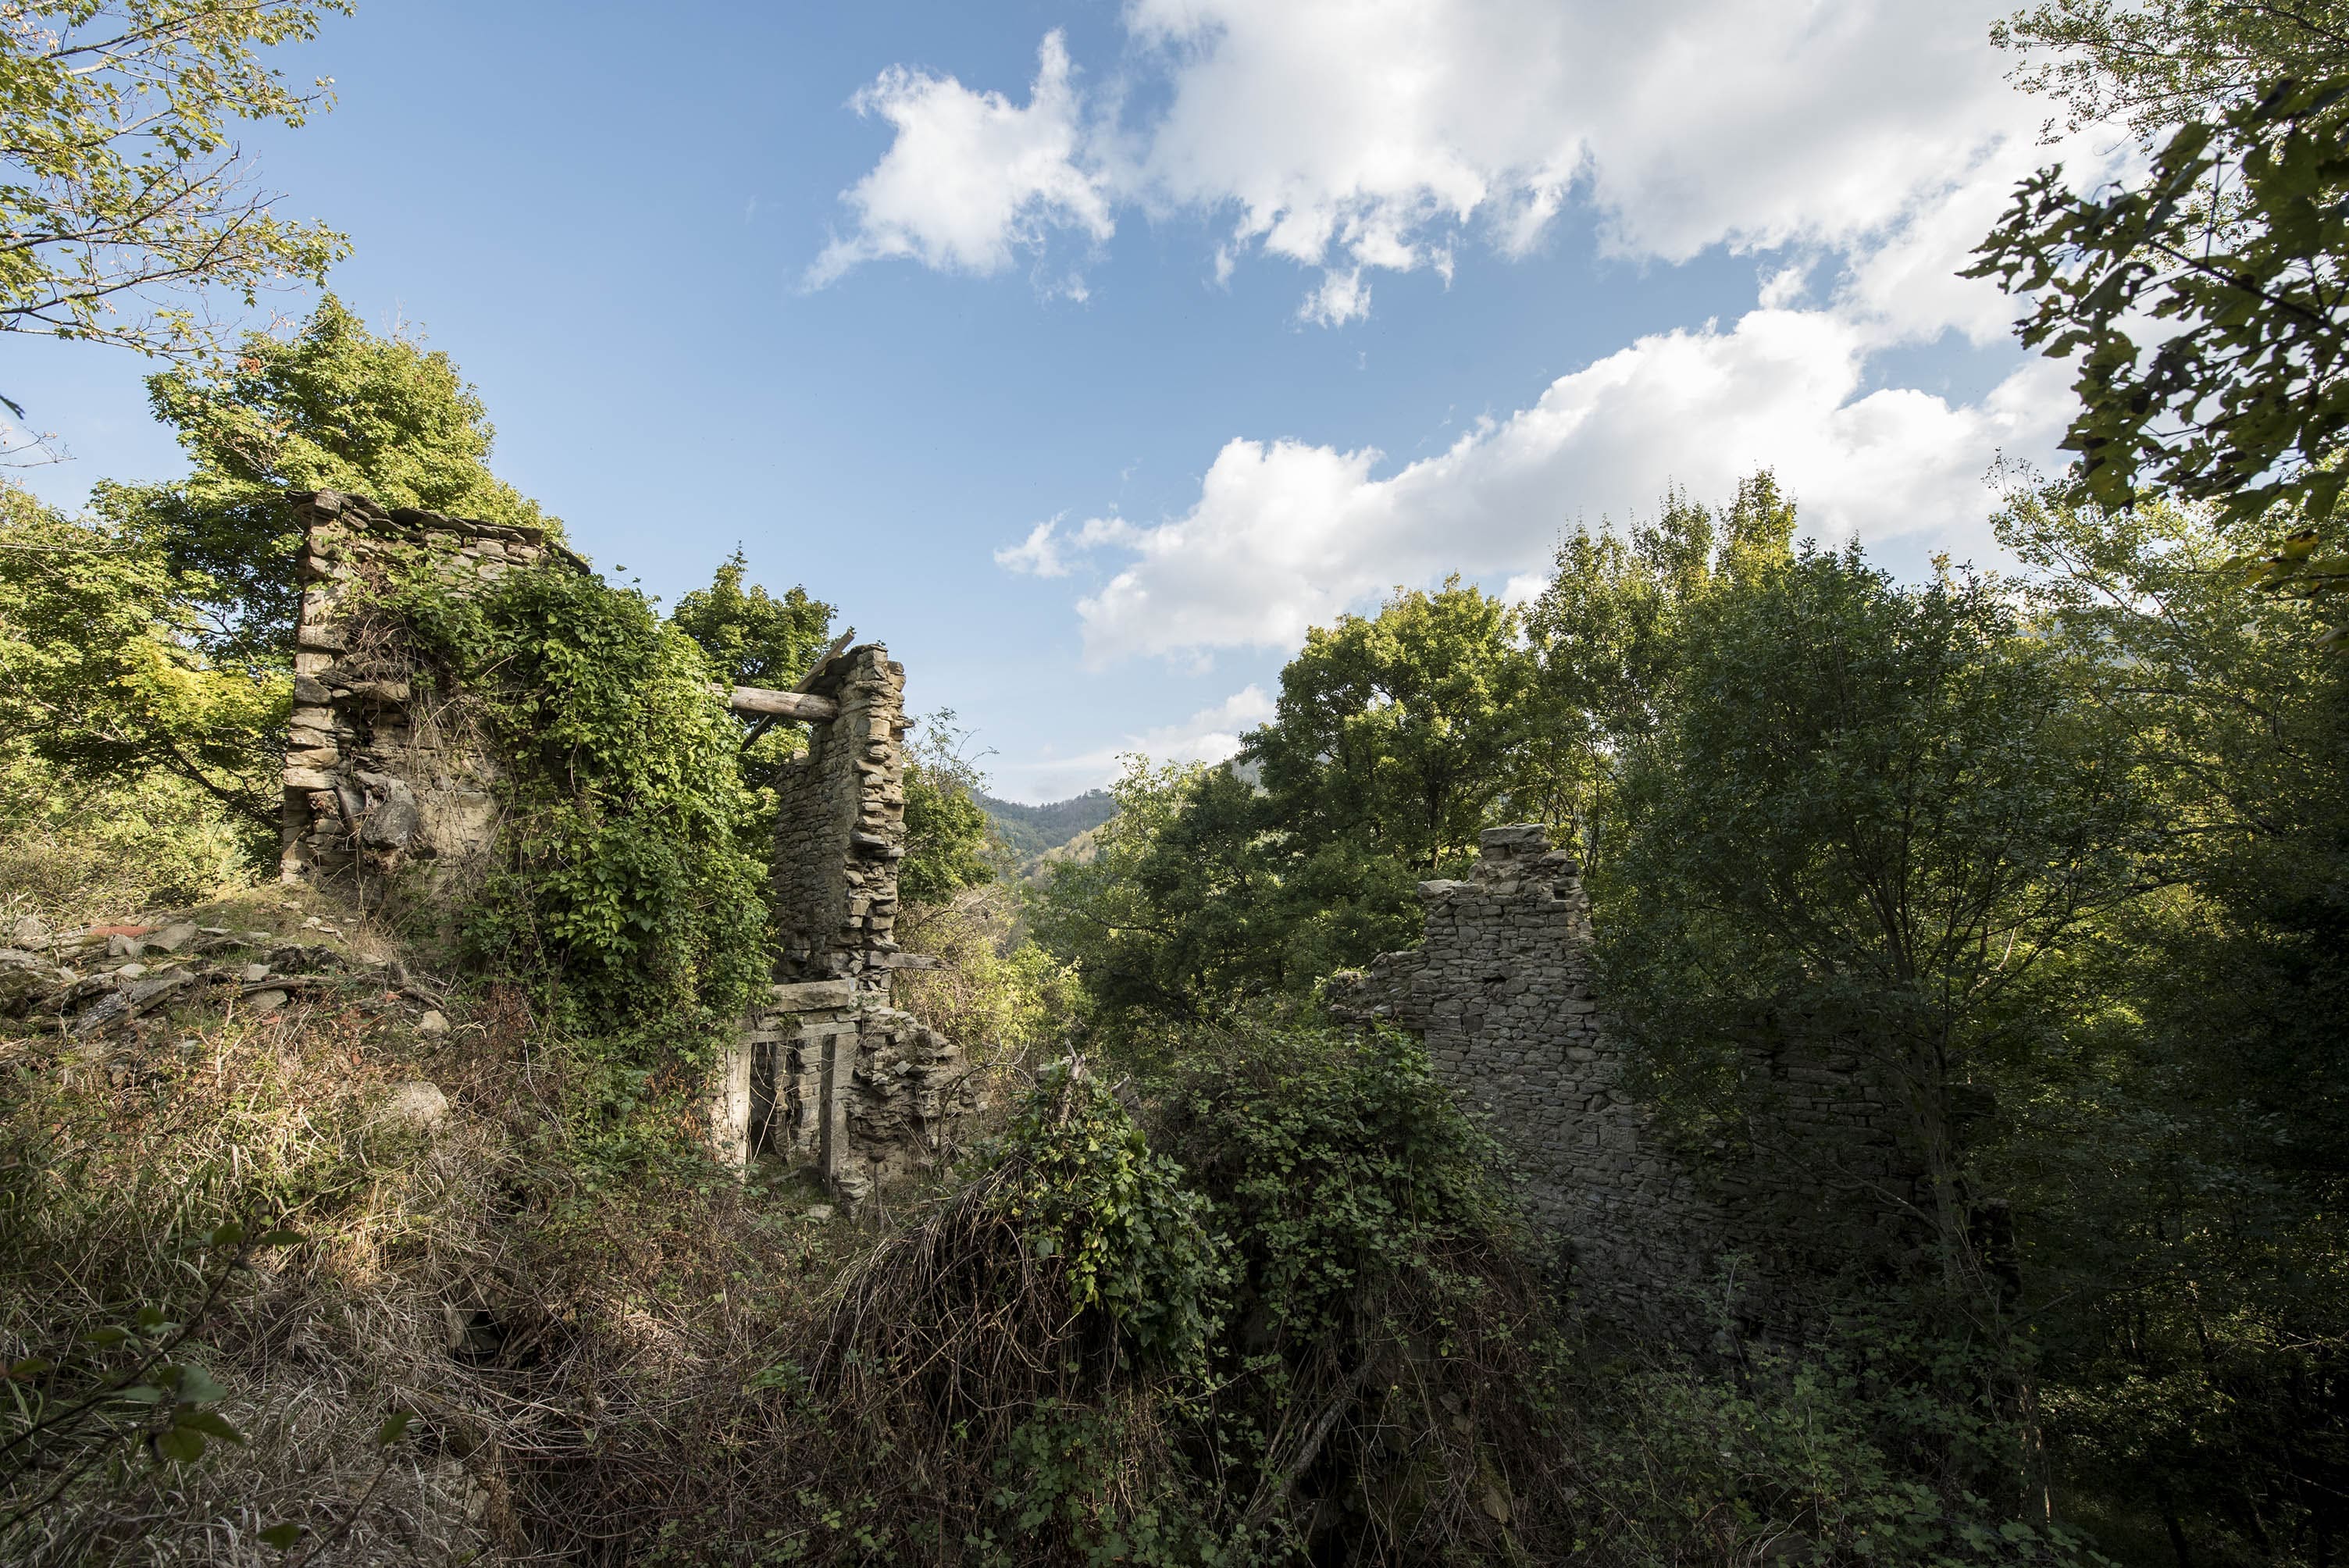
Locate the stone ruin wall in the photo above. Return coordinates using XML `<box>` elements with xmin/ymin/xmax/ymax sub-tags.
<box><xmin>280</xmin><ymin>489</ymin><xmax>553</xmax><ymax>882</ymax></box>
<box><xmin>1332</xmin><ymin>824</ymin><xmax>1923</xmax><ymax>1338</ymax></box>
<box><xmin>711</xmin><ymin>642</ymin><xmax>982</xmax><ymax>1203</ymax></box>
<box><xmin>768</xmin><ymin>647</ymin><xmax>910</xmax><ymax>990</ymax></box>
<box><xmin>282</xmin><ymin>490</ymin><xmax>975</xmax><ymax>1205</ymax></box>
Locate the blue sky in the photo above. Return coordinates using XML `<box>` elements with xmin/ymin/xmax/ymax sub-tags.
<box><xmin>12</xmin><ymin>1</ymin><xmax>2098</xmax><ymax>801</ymax></box>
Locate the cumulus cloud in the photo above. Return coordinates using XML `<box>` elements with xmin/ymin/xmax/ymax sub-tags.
<box><xmin>812</xmin><ymin>2</ymin><xmax>2112</xmax><ymax>673</ymax></box>
<box><xmin>811</xmin><ymin>2</ymin><xmax>2073</xmax><ymax>332</ymax></box>
<box><xmin>805</xmin><ymin>30</ymin><xmax>1110</xmax><ymax>287</ymax></box>
<box><xmin>1058</xmin><ymin>306</ymin><xmax>2069</xmax><ymax>665</ymax></box>
<box><xmin>995</xmin><ymin>517</ymin><xmax>1073</xmax><ymax>577</ymax></box>
<box><xmin>997</xmin><ymin>685</ymin><xmax>1276</xmax><ymax>800</ymax></box>
<box><xmin>1298</xmin><ymin>268</ymin><xmax>1372</xmax><ymax>327</ymax></box>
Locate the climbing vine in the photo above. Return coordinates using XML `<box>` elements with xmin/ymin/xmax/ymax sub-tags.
<box><xmin>383</xmin><ymin>561</ymin><xmax>769</xmax><ymax>1076</ymax></box>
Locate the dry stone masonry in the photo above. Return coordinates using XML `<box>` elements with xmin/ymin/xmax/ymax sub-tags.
<box><xmin>280</xmin><ymin>490</ymin><xmax>565</xmax><ymax>883</ymax></box>
<box><xmin>280</xmin><ymin>490</ymin><xmax>975</xmax><ymax>1206</ymax></box>
<box><xmin>768</xmin><ymin>646</ymin><xmax>912</xmax><ymax>991</ymax></box>
<box><xmin>1331</xmin><ymin>825</ymin><xmax>1925</xmax><ymax>1337</ymax></box>
<box><xmin>710</xmin><ymin>978</ymin><xmax>978</xmax><ymax>1206</ymax></box>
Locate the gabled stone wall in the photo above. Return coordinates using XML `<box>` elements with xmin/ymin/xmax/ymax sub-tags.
<box><xmin>280</xmin><ymin>490</ymin><xmax>566</xmax><ymax>885</ymax></box>
<box><xmin>1331</xmin><ymin>824</ymin><xmax>1927</xmax><ymax>1338</ymax></box>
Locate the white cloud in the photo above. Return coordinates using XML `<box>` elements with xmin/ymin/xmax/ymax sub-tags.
<box><xmin>1499</xmin><ymin>572</ymin><xmax>1547</xmax><ymax>607</ymax></box>
<box><xmin>1060</xmin><ymin>305</ymin><xmax>2069</xmax><ymax>665</ymax></box>
<box><xmin>805</xmin><ymin>31</ymin><xmax>1110</xmax><ymax>287</ymax></box>
<box><xmin>811</xmin><ymin>2</ymin><xmax>2080</xmax><ymax>334</ymax></box>
<box><xmin>1298</xmin><ymin>268</ymin><xmax>1371</xmax><ymax>326</ymax></box>
<box><xmin>995</xmin><ymin>516</ymin><xmax>1072</xmax><ymax>577</ymax></box>
<box><xmin>997</xmin><ymin>685</ymin><xmax>1275</xmax><ymax>800</ymax></box>
<box><xmin>813</xmin><ymin>3</ymin><xmax>2116</xmax><ymax>675</ymax></box>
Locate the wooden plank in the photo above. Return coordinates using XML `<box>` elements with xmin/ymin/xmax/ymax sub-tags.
<box><xmin>726</xmin><ymin>685</ymin><xmax>839</xmax><ymax>722</ymax></box>
<box><xmin>794</xmin><ymin>627</ymin><xmax>856</xmax><ymax>693</ymax></box>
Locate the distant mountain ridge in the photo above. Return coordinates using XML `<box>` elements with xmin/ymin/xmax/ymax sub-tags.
<box><xmin>975</xmin><ymin>788</ymin><xmax>1117</xmax><ymax>868</ymax></box>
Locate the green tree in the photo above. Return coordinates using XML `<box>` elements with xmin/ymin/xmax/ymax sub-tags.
<box><xmin>669</xmin><ymin>547</ymin><xmax>836</xmax><ymax>801</ymax></box>
<box><xmin>2</xmin><ymin>302</ymin><xmax>554</xmax><ymax>853</ymax></box>
<box><xmin>1995</xmin><ymin>0</ymin><xmax>2349</xmax><ymax>143</ymax></box>
<box><xmin>1604</xmin><ymin>543</ymin><xmax>2140</xmax><ymax>1306</ymax></box>
<box><xmin>1028</xmin><ymin>757</ymin><xmax>1283</xmax><ymax>1030</ymax></box>
<box><xmin>0</xmin><ymin>481</ymin><xmax>283</xmax><ymax>836</ymax></box>
<box><xmin>1029</xmin><ymin>478</ymin><xmax>1798</xmax><ymax>1029</ymax></box>
<box><xmin>97</xmin><ymin>295</ymin><xmax>555</xmax><ymax>667</ymax></box>
<box><xmin>1971</xmin><ymin>79</ymin><xmax>2349</xmax><ymax>540</ymax></box>
<box><xmin>0</xmin><ymin>1</ymin><xmax>351</xmax><ymax>410</ymax></box>
<box><xmin>1248</xmin><ymin>576</ymin><xmax>1535</xmax><ymax>876</ymax></box>
<box><xmin>1976</xmin><ymin>3</ymin><xmax>2349</xmax><ymax>554</ymax></box>
<box><xmin>1523</xmin><ymin>472</ymin><xmax>1795</xmax><ymax>866</ymax></box>
<box><xmin>897</xmin><ymin>713</ymin><xmax>996</xmax><ymax>907</ymax></box>
<box><xmin>668</xmin><ymin>549</ymin><xmax>833</xmax><ymax>693</ymax></box>
<box><xmin>1987</xmin><ymin>483</ymin><xmax>2349</xmax><ymax>1563</ymax></box>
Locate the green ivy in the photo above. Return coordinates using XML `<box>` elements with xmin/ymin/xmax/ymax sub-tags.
<box><xmin>1160</xmin><ymin>1021</ymin><xmax>1511</xmax><ymax>1345</ymax></box>
<box><xmin>385</xmin><ymin>561</ymin><xmax>770</xmax><ymax>1078</ymax></box>
<box><xmin>990</xmin><ymin>1062</ymin><xmax>1227</xmax><ymax>1381</ymax></box>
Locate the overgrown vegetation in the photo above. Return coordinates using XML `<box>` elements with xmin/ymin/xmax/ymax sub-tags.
<box><xmin>10</xmin><ymin>2</ymin><xmax>2349</xmax><ymax>1563</ymax></box>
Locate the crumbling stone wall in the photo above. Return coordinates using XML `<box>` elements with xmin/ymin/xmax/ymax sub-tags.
<box><xmin>708</xmin><ymin>978</ymin><xmax>979</xmax><ymax>1204</ymax></box>
<box><xmin>280</xmin><ymin>490</ymin><xmax>974</xmax><ymax>1204</ymax></box>
<box><xmin>768</xmin><ymin>646</ymin><xmax>911</xmax><ymax>991</ymax></box>
<box><xmin>280</xmin><ymin>490</ymin><xmax>566</xmax><ymax>885</ymax></box>
<box><xmin>1331</xmin><ymin>825</ymin><xmax>1924</xmax><ymax>1336</ymax></box>
<box><xmin>719</xmin><ymin>645</ymin><xmax>979</xmax><ymax>1200</ymax></box>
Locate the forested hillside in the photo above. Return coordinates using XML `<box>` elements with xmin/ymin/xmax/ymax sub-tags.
<box><xmin>975</xmin><ymin>788</ymin><xmax>1118</xmax><ymax>868</ymax></box>
<box><xmin>6</xmin><ymin>3</ymin><xmax>2349</xmax><ymax>1566</ymax></box>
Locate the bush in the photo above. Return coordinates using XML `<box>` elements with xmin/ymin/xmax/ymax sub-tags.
<box><xmin>387</xmin><ymin>564</ymin><xmax>769</xmax><ymax>1063</ymax></box>
<box><xmin>1153</xmin><ymin>1020</ymin><xmax>1569</xmax><ymax>1561</ymax></box>
<box><xmin>894</xmin><ymin>883</ymin><xmax>1085</xmax><ymax>1058</ymax></box>
<box><xmin>1566</xmin><ymin>1327</ymin><xmax>2107</xmax><ymax>1567</ymax></box>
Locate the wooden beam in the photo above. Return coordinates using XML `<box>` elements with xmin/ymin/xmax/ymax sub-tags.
<box><xmin>794</xmin><ymin>627</ymin><xmax>855</xmax><ymax>693</ymax></box>
<box><xmin>726</xmin><ymin>685</ymin><xmax>839</xmax><ymax>722</ymax></box>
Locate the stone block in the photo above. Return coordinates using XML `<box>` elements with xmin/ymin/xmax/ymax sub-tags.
<box><xmin>770</xmin><ymin>979</ymin><xmax>855</xmax><ymax>1011</ymax></box>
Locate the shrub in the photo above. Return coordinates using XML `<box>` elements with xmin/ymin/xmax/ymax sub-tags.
<box><xmin>387</xmin><ymin>563</ymin><xmax>769</xmax><ymax>1060</ymax></box>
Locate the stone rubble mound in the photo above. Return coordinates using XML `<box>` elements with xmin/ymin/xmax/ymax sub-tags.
<box><xmin>0</xmin><ymin>911</ymin><xmax>439</xmax><ymax>1041</ymax></box>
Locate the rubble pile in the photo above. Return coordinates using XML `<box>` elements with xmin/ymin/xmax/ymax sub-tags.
<box><xmin>0</xmin><ymin>911</ymin><xmax>437</xmax><ymax>1045</ymax></box>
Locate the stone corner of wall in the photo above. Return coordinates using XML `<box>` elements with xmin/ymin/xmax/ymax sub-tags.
<box><xmin>277</xmin><ymin>487</ymin><xmax>562</xmax><ymax>892</ymax></box>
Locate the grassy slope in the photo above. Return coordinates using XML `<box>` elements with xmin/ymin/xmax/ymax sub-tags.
<box><xmin>0</xmin><ymin>883</ymin><xmax>865</xmax><ymax>1564</ymax></box>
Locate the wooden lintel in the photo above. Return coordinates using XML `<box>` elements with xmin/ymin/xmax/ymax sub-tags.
<box><xmin>726</xmin><ymin>685</ymin><xmax>840</xmax><ymax>722</ymax></box>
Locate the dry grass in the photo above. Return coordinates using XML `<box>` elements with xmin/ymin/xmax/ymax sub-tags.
<box><xmin>3</xmin><ymin>893</ymin><xmax>1611</xmax><ymax>1567</ymax></box>
<box><xmin>2</xmin><ymin>933</ymin><xmax>513</xmax><ymax>1564</ymax></box>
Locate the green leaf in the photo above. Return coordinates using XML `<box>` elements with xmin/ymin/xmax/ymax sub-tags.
<box><xmin>376</xmin><ymin>1409</ymin><xmax>415</xmax><ymax>1447</ymax></box>
<box><xmin>173</xmin><ymin>1364</ymin><xmax>229</xmax><ymax>1404</ymax></box>
<box><xmin>154</xmin><ymin>1425</ymin><xmax>208</xmax><ymax>1463</ymax></box>
<box><xmin>258</xmin><ymin>1523</ymin><xmax>305</xmax><ymax>1551</ymax></box>
<box><xmin>173</xmin><ymin>1408</ymin><xmax>247</xmax><ymax>1444</ymax></box>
